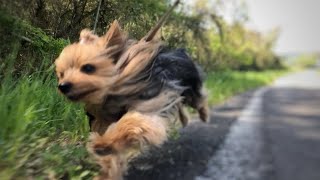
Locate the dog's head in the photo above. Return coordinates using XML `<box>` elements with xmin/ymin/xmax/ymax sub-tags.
<box><xmin>55</xmin><ymin>20</ymin><xmax>128</xmax><ymax>104</ymax></box>
<box><xmin>55</xmin><ymin>20</ymin><xmax>163</xmax><ymax>105</ymax></box>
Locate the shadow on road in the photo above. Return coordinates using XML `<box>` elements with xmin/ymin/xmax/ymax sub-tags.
<box><xmin>262</xmin><ymin>87</ymin><xmax>320</xmax><ymax>180</ymax></box>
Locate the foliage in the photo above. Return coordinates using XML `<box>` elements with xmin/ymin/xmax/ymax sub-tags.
<box><xmin>0</xmin><ymin>10</ymin><xmax>69</xmax><ymax>78</ymax></box>
<box><xmin>205</xmin><ymin>70</ymin><xmax>286</xmax><ymax>105</ymax></box>
<box><xmin>0</xmin><ymin>0</ymin><xmax>168</xmax><ymax>40</ymax></box>
<box><xmin>288</xmin><ymin>54</ymin><xmax>318</xmax><ymax>69</ymax></box>
<box><xmin>0</xmin><ymin>0</ymin><xmax>282</xmax><ymax>72</ymax></box>
<box><xmin>185</xmin><ymin>0</ymin><xmax>282</xmax><ymax>70</ymax></box>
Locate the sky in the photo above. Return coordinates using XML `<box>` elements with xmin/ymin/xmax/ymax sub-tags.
<box><xmin>245</xmin><ymin>0</ymin><xmax>320</xmax><ymax>54</ymax></box>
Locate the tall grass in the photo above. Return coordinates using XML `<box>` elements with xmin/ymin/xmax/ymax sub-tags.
<box><xmin>0</xmin><ymin>74</ymin><xmax>88</xmax><ymax>140</ymax></box>
<box><xmin>0</xmin><ymin>11</ymin><xmax>98</xmax><ymax>179</ymax></box>
<box><xmin>0</xmin><ymin>72</ymin><xmax>95</xmax><ymax>179</ymax></box>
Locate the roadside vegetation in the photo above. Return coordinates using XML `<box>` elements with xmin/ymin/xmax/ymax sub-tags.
<box><xmin>205</xmin><ymin>70</ymin><xmax>285</xmax><ymax>105</ymax></box>
<box><xmin>1</xmin><ymin>0</ymin><xmax>286</xmax><ymax>179</ymax></box>
<box><xmin>287</xmin><ymin>54</ymin><xmax>318</xmax><ymax>70</ymax></box>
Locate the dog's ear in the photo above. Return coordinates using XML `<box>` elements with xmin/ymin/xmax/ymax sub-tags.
<box><xmin>104</xmin><ymin>20</ymin><xmax>126</xmax><ymax>48</ymax></box>
<box><xmin>102</xmin><ymin>20</ymin><xmax>127</xmax><ymax>61</ymax></box>
<box><xmin>79</xmin><ymin>29</ymin><xmax>98</xmax><ymax>44</ymax></box>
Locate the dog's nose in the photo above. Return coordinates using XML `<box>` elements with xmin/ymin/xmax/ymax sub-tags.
<box><xmin>58</xmin><ymin>82</ymin><xmax>72</xmax><ymax>94</ymax></box>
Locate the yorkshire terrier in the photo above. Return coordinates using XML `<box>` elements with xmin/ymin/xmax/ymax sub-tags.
<box><xmin>54</xmin><ymin>1</ymin><xmax>208</xmax><ymax>179</ymax></box>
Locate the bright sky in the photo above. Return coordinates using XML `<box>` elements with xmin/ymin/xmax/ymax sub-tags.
<box><xmin>245</xmin><ymin>0</ymin><xmax>320</xmax><ymax>54</ymax></box>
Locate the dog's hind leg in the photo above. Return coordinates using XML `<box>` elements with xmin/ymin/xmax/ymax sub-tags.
<box><xmin>178</xmin><ymin>105</ymin><xmax>189</xmax><ymax>127</ymax></box>
<box><xmin>198</xmin><ymin>97</ymin><xmax>209</xmax><ymax>122</ymax></box>
<box><xmin>87</xmin><ymin>111</ymin><xmax>168</xmax><ymax>180</ymax></box>
<box><xmin>196</xmin><ymin>88</ymin><xmax>209</xmax><ymax>123</ymax></box>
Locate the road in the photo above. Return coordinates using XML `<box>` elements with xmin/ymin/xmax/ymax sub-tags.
<box><xmin>197</xmin><ymin>69</ymin><xmax>320</xmax><ymax>180</ymax></box>
<box><xmin>126</xmin><ymin>69</ymin><xmax>320</xmax><ymax>180</ymax></box>
<box><xmin>261</xmin><ymin>69</ymin><xmax>320</xmax><ymax>180</ymax></box>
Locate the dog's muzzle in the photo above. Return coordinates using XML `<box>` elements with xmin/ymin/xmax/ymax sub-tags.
<box><xmin>58</xmin><ymin>82</ymin><xmax>73</xmax><ymax>94</ymax></box>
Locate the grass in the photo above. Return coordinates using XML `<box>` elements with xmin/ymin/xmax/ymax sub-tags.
<box><xmin>205</xmin><ymin>70</ymin><xmax>286</xmax><ymax>105</ymax></box>
<box><xmin>0</xmin><ymin>68</ymin><xmax>285</xmax><ymax>179</ymax></box>
<box><xmin>0</xmin><ymin>74</ymin><xmax>97</xmax><ymax>180</ymax></box>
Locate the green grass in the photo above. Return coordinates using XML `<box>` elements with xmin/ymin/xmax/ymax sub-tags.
<box><xmin>0</xmin><ymin>69</ymin><xmax>285</xmax><ymax>179</ymax></box>
<box><xmin>0</xmin><ymin>74</ymin><xmax>98</xmax><ymax>180</ymax></box>
<box><xmin>205</xmin><ymin>70</ymin><xmax>286</xmax><ymax>105</ymax></box>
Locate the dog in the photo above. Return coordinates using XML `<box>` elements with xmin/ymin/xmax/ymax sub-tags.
<box><xmin>54</xmin><ymin>4</ymin><xmax>208</xmax><ymax>180</ymax></box>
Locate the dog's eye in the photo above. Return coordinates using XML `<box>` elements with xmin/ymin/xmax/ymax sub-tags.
<box><xmin>81</xmin><ymin>64</ymin><xmax>96</xmax><ymax>74</ymax></box>
<box><xmin>59</xmin><ymin>72</ymin><xmax>64</xmax><ymax>78</ymax></box>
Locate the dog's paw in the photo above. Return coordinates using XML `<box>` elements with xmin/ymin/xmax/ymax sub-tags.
<box><xmin>95</xmin><ymin>154</ymin><xmax>126</xmax><ymax>180</ymax></box>
<box><xmin>94</xmin><ymin>146</ymin><xmax>115</xmax><ymax>156</ymax></box>
<box><xmin>88</xmin><ymin>132</ymin><xmax>114</xmax><ymax>156</ymax></box>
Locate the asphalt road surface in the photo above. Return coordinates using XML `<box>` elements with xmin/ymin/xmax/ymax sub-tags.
<box><xmin>126</xmin><ymin>69</ymin><xmax>320</xmax><ymax>180</ymax></box>
<box><xmin>261</xmin><ymin>69</ymin><xmax>320</xmax><ymax>180</ymax></box>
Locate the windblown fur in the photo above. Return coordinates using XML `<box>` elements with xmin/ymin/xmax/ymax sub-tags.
<box><xmin>55</xmin><ymin>13</ymin><xmax>208</xmax><ymax>180</ymax></box>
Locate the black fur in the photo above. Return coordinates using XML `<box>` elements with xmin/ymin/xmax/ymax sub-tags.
<box><xmin>100</xmin><ymin>48</ymin><xmax>205</xmax><ymax>123</ymax></box>
<box><xmin>86</xmin><ymin>112</ymin><xmax>95</xmax><ymax>129</ymax></box>
<box><xmin>142</xmin><ymin>48</ymin><xmax>205</xmax><ymax>107</ymax></box>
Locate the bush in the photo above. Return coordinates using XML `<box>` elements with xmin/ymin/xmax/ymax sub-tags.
<box><xmin>0</xmin><ymin>10</ymin><xmax>69</xmax><ymax>77</ymax></box>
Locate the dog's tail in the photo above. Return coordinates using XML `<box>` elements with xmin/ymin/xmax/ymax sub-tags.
<box><xmin>141</xmin><ymin>0</ymin><xmax>180</xmax><ymax>42</ymax></box>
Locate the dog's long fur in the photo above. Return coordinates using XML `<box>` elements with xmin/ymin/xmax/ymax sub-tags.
<box><xmin>55</xmin><ymin>18</ymin><xmax>208</xmax><ymax>179</ymax></box>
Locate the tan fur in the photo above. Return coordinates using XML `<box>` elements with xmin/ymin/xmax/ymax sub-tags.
<box><xmin>55</xmin><ymin>20</ymin><xmax>162</xmax><ymax>104</ymax></box>
<box><xmin>178</xmin><ymin>105</ymin><xmax>190</xmax><ymax>127</ymax></box>
<box><xmin>88</xmin><ymin>111</ymin><xmax>167</xmax><ymax>180</ymax></box>
<box><xmin>55</xmin><ymin>43</ymin><xmax>117</xmax><ymax>104</ymax></box>
<box><xmin>197</xmin><ymin>89</ymin><xmax>209</xmax><ymax>122</ymax></box>
<box><xmin>79</xmin><ymin>29</ymin><xmax>99</xmax><ymax>44</ymax></box>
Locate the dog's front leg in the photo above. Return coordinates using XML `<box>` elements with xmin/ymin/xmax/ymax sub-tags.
<box><xmin>88</xmin><ymin>111</ymin><xmax>168</xmax><ymax>180</ymax></box>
